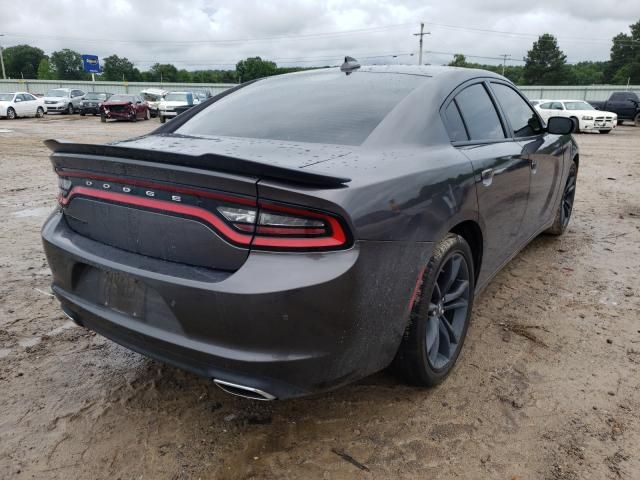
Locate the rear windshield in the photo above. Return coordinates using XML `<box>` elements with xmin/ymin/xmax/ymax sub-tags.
<box><xmin>84</xmin><ymin>92</ymin><xmax>107</xmax><ymax>100</ymax></box>
<box><xmin>165</xmin><ymin>93</ymin><xmax>189</xmax><ymax>102</ymax></box>
<box><xmin>108</xmin><ymin>95</ymin><xmax>134</xmax><ymax>102</ymax></box>
<box><xmin>177</xmin><ymin>71</ymin><xmax>424</xmax><ymax>145</ymax></box>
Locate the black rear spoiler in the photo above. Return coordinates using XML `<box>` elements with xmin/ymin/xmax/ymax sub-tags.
<box><xmin>45</xmin><ymin>139</ymin><xmax>351</xmax><ymax>188</ymax></box>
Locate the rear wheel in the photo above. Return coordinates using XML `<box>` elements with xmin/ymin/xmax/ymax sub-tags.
<box><xmin>144</xmin><ymin>108</ymin><xmax>150</xmax><ymax>120</ymax></box>
<box><xmin>546</xmin><ymin>160</ymin><xmax>578</xmax><ymax>235</ymax></box>
<box><xmin>599</xmin><ymin>129</ymin><xmax>611</xmax><ymax>134</ymax></box>
<box><xmin>394</xmin><ymin>234</ymin><xmax>475</xmax><ymax>386</ymax></box>
<box><xmin>160</xmin><ymin>115</ymin><xmax>166</xmax><ymax>123</ymax></box>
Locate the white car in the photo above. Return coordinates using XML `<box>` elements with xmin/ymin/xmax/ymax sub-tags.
<box><xmin>0</xmin><ymin>92</ymin><xmax>45</xmax><ymax>119</ymax></box>
<box><xmin>158</xmin><ymin>91</ymin><xmax>199</xmax><ymax>123</ymax></box>
<box><xmin>534</xmin><ymin>99</ymin><xmax>617</xmax><ymax>134</ymax></box>
<box><xmin>43</xmin><ymin>88</ymin><xmax>85</xmax><ymax>114</ymax></box>
<box><xmin>140</xmin><ymin>88</ymin><xmax>168</xmax><ymax>117</ymax></box>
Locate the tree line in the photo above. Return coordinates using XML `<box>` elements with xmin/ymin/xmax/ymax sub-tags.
<box><xmin>2</xmin><ymin>19</ymin><xmax>639</xmax><ymax>85</ymax></box>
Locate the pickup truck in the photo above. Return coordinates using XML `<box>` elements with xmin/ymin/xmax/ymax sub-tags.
<box><xmin>590</xmin><ymin>91</ymin><xmax>640</xmax><ymax>126</ymax></box>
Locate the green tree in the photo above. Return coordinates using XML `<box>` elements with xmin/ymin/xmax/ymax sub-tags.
<box><xmin>50</xmin><ymin>49</ymin><xmax>85</xmax><ymax>80</ymax></box>
<box><xmin>36</xmin><ymin>58</ymin><xmax>54</xmax><ymax>80</ymax></box>
<box><xmin>606</xmin><ymin>20</ymin><xmax>640</xmax><ymax>84</ymax></box>
<box><xmin>448</xmin><ymin>54</ymin><xmax>469</xmax><ymax>67</ymax></box>
<box><xmin>102</xmin><ymin>55</ymin><xmax>140</xmax><ymax>81</ymax></box>
<box><xmin>176</xmin><ymin>69</ymin><xmax>192</xmax><ymax>82</ymax></box>
<box><xmin>235</xmin><ymin>57</ymin><xmax>277</xmax><ymax>82</ymax></box>
<box><xmin>523</xmin><ymin>34</ymin><xmax>567</xmax><ymax>85</ymax></box>
<box><xmin>148</xmin><ymin>63</ymin><xmax>178</xmax><ymax>82</ymax></box>
<box><xmin>567</xmin><ymin>61</ymin><xmax>606</xmax><ymax>85</ymax></box>
<box><xmin>2</xmin><ymin>44</ymin><xmax>45</xmax><ymax>79</ymax></box>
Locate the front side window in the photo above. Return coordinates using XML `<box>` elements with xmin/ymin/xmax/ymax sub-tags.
<box><xmin>564</xmin><ymin>101</ymin><xmax>595</xmax><ymax>111</ymax></box>
<box><xmin>491</xmin><ymin>83</ymin><xmax>542</xmax><ymax>138</ymax></box>
<box><xmin>454</xmin><ymin>83</ymin><xmax>505</xmax><ymax>141</ymax></box>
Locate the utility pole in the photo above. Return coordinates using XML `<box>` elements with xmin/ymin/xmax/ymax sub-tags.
<box><xmin>413</xmin><ymin>23</ymin><xmax>430</xmax><ymax>65</ymax></box>
<box><xmin>0</xmin><ymin>34</ymin><xmax>6</xmax><ymax>80</ymax></box>
<box><xmin>500</xmin><ymin>54</ymin><xmax>511</xmax><ymax>76</ymax></box>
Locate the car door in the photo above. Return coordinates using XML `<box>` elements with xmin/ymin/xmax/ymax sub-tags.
<box><xmin>609</xmin><ymin>93</ymin><xmax>635</xmax><ymax>119</ymax></box>
<box><xmin>72</xmin><ymin>90</ymin><xmax>84</xmax><ymax>109</ymax></box>
<box><xmin>12</xmin><ymin>94</ymin><xmax>27</xmax><ymax>116</ymax></box>
<box><xmin>444</xmin><ymin>81</ymin><xmax>531</xmax><ymax>286</ymax></box>
<box><xmin>489</xmin><ymin>82</ymin><xmax>565</xmax><ymax>241</ymax></box>
<box><xmin>21</xmin><ymin>93</ymin><xmax>38</xmax><ymax>116</ymax></box>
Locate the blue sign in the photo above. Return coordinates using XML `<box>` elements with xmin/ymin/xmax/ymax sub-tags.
<box><xmin>82</xmin><ymin>55</ymin><xmax>100</xmax><ymax>74</ymax></box>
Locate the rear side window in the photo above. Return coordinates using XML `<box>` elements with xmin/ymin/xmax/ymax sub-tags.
<box><xmin>491</xmin><ymin>83</ymin><xmax>543</xmax><ymax>138</ymax></box>
<box><xmin>176</xmin><ymin>71</ymin><xmax>424</xmax><ymax>146</ymax></box>
<box><xmin>443</xmin><ymin>101</ymin><xmax>468</xmax><ymax>142</ymax></box>
<box><xmin>454</xmin><ymin>84</ymin><xmax>505</xmax><ymax>141</ymax></box>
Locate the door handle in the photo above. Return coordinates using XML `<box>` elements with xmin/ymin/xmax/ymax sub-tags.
<box><xmin>529</xmin><ymin>157</ymin><xmax>538</xmax><ymax>172</ymax></box>
<box><xmin>481</xmin><ymin>168</ymin><xmax>494</xmax><ymax>186</ymax></box>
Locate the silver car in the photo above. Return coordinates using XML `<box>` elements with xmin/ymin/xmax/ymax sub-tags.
<box><xmin>43</xmin><ymin>88</ymin><xmax>85</xmax><ymax>114</ymax></box>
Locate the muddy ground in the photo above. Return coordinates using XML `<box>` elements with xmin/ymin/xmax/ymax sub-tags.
<box><xmin>0</xmin><ymin>115</ymin><xmax>639</xmax><ymax>480</ymax></box>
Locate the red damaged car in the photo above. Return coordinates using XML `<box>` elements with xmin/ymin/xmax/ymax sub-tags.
<box><xmin>100</xmin><ymin>94</ymin><xmax>150</xmax><ymax>123</ymax></box>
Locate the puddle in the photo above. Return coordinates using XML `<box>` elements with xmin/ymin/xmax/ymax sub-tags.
<box><xmin>12</xmin><ymin>206</ymin><xmax>52</xmax><ymax>218</ymax></box>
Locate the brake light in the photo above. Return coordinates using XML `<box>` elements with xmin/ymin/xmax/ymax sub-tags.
<box><xmin>216</xmin><ymin>202</ymin><xmax>349</xmax><ymax>250</ymax></box>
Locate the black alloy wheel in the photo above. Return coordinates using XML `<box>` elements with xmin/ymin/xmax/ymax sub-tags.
<box><xmin>560</xmin><ymin>163</ymin><xmax>577</xmax><ymax>230</ymax></box>
<box><xmin>546</xmin><ymin>160</ymin><xmax>578</xmax><ymax>235</ymax></box>
<box><xmin>425</xmin><ymin>253</ymin><xmax>471</xmax><ymax>370</ymax></box>
<box><xmin>394</xmin><ymin>233</ymin><xmax>475</xmax><ymax>386</ymax></box>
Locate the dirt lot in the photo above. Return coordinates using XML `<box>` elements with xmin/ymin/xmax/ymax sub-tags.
<box><xmin>0</xmin><ymin>115</ymin><xmax>639</xmax><ymax>480</ymax></box>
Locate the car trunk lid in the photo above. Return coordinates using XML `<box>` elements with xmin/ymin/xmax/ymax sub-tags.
<box><xmin>47</xmin><ymin>136</ymin><xmax>351</xmax><ymax>272</ymax></box>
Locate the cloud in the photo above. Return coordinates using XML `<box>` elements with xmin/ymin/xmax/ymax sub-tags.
<box><xmin>1</xmin><ymin>0</ymin><xmax>638</xmax><ymax>71</ymax></box>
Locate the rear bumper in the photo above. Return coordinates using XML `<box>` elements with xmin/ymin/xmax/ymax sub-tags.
<box><xmin>42</xmin><ymin>211</ymin><xmax>432</xmax><ymax>399</ymax></box>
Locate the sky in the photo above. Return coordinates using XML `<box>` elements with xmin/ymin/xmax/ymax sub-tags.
<box><xmin>1</xmin><ymin>0</ymin><xmax>639</xmax><ymax>71</ymax></box>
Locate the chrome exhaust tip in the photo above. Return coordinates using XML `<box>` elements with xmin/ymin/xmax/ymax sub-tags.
<box><xmin>213</xmin><ymin>379</ymin><xmax>276</xmax><ymax>401</ymax></box>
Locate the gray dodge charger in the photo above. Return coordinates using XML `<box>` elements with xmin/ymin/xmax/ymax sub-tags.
<box><xmin>42</xmin><ymin>63</ymin><xmax>577</xmax><ymax>400</ymax></box>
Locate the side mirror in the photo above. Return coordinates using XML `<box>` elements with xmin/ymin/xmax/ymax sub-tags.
<box><xmin>547</xmin><ymin>116</ymin><xmax>574</xmax><ymax>135</ymax></box>
<box><xmin>136</xmin><ymin>100</ymin><xmax>142</xmax><ymax>104</ymax></box>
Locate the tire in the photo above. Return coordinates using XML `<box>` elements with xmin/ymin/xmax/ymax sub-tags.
<box><xmin>635</xmin><ymin>113</ymin><xmax>640</xmax><ymax>127</ymax></box>
<box><xmin>599</xmin><ymin>129</ymin><xmax>611</xmax><ymax>134</ymax></box>
<box><xmin>35</xmin><ymin>107</ymin><xmax>44</xmax><ymax>118</ymax></box>
<box><xmin>160</xmin><ymin>115</ymin><xmax>166</xmax><ymax>124</ymax></box>
<box><xmin>80</xmin><ymin>111</ymin><xmax>85</xmax><ymax>116</ymax></box>
<box><xmin>6</xmin><ymin>107</ymin><xmax>16</xmax><ymax>120</ymax></box>
<box><xmin>570</xmin><ymin>116</ymin><xmax>580</xmax><ymax>133</ymax></box>
<box><xmin>144</xmin><ymin>108</ymin><xmax>150</xmax><ymax>120</ymax></box>
<box><xmin>67</xmin><ymin>103</ymin><xmax>74</xmax><ymax>114</ymax></box>
<box><xmin>546</xmin><ymin>160</ymin><xmax>578</xmax><ymax>235</ymax></box>
<box><xmin>394</xmin><ymin>233</ymin><xmax>475</xmax><ymax>387</ymax></box>
<box><xmin>617</xmin><ymin>120</ymin><xmax>623</xmax><ymax>126</ymax></box>
<box><xmin>100</xmin><ymin>113</ymin><xmax>106</xmax><ymax>123</ymax></box>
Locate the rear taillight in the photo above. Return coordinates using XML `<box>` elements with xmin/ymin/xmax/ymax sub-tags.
<box><xmin>216</xmin><ymin>202</ymin><xmax>349</xmax><ymax>250</ymax></box>
<box><xmin>57</xmin><ymin>171</ymin><xmax>351</xmax><ymax>252</ymax></box>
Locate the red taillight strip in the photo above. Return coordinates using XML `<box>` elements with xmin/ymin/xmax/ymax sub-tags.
<box><xmin>62</xmin><ymin>186</ymin><xmax>254</xmax><ymax>245</ymax></box>
<box><xmin>252</xmin><ymin>203</ymin><xmax>347</xmax><ymax>249</ymax></box>
<box><xmin>58</xmin><ymin>170</ymin><xmax>256</xmax><ymax>206</ymax></box>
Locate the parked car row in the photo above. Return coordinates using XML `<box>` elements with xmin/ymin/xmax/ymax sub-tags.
<box><xmin>0</xmin><ymin>88</ymin><xmax>213</xmax><ymax>122</ymax></box>
<box><xmin>532</xmin><ymin>99</ymin><xmax>618</xmax><ymax>134</ymax></box>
